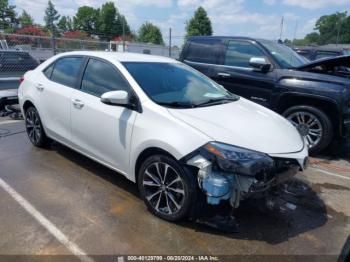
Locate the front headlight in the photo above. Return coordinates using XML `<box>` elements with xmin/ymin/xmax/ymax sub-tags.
<box><xmin>200</xmin><ymin>142</ymin><xmax>274</xmax><ymax>177</ymax></box>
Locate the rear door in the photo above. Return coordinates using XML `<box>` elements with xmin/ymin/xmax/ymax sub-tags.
<box><xmin>182</xmin><ymin>38</ymin><xmax>224</xmax><ymax>79</ymax></box>
<box><xmin>36</xmin><ymin>56</ymin><xmax>85</xmax><ymax>144</ymax></box>
<box><xmin>70</xmin><ymin>58</ymin><xmax>137</xmax><ymax>172</ymax></box>
<box><xmin>212</xmin><ymin>40</ymin><xmax>276</xmax><ymax>108</ymax></box>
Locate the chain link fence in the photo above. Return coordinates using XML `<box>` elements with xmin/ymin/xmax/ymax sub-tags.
<box><xmin>0</xmin><ymin>32</ymin><xmax>181</xmax><ymax>110</ymax></box>
<box><xmin>0</xmin><ymin>33</ymin><xmax>180</xmax><ymax>63</ymax></box>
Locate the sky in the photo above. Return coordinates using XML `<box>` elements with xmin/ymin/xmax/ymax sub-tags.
<box><xmin>9</xmin><ymin>0</ymin><xmax>350</xmax><ymax>45</ymax></box>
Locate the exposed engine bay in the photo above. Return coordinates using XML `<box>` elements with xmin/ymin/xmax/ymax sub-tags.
<box><xmin>187</xmin><ymin>152</ymin><xmax>302</xmax><ymax>209</ymax></box>
<box><xmin>298</xmin><ymin>55</ymin><xmax>350</xmax><ymax>79</ymax></box>
<box><xmin>184</xmin><ymin>142</ymin><xmax>308</xmax><ymax>232</ymax></box>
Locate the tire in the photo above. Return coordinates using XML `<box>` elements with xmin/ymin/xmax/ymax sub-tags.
<box><xmin>138</xmin><ymin>154</ymin><xmax>197</xmax><ymax>222</ymax></box>
<box><xmin>25</xmin><ymin>106</ymin><xmax>50</xmax><ymax>148</ymax></box>
<box><xmin>283</xmin><ymin>105</ymin><xmax>333</xmax><ymax>154</ymax></box>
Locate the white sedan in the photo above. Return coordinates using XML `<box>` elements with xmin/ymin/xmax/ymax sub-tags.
<box><xmin>18</xmin><ymin>51</ymin><xmax>308</xmax><ymax>222</ymax></box>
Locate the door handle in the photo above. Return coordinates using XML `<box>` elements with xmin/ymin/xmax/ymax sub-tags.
<box><xmin>217</xmin><ymin>72</ymin><xmax>231</xmax><ymax>78</ymax></box>
<box><xmin>72</xmin><ymin>99</ymin><xmax>84</xmax><ymax>109</ymax></box>
<box><xmin>35</xmin><ymin>84</ymin><xmax>44</xmax><ymax>91</ymax></box>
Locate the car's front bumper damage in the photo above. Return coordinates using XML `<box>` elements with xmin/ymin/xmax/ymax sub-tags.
<box><xmin>184</xmin><ymin>143</ymin><xmax>308</xmax><ymax>232</ymax></box>
<box><xmin>187</xmin><ymin>154</ymin><xmax>306</xmax><ymax>209</ymax></box>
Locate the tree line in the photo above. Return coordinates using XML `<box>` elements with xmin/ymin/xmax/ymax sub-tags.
<box><xmin>0</xmin><ymin>0</ymin><xmax>213</xmax><ymax>45</ymax></box>
<box><xmin>285</xmin><ymin>11</ymin><xmax>350</xmax><ymax>46</ymax></box>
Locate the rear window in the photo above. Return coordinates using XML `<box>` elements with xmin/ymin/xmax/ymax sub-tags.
<box><xmin>0</xmin><ymin>52</ymin><xmax>38</xmax><ymax>72</ymax></box>
<box><xmin>184</xmin><ymin>39</ymin><xmax>222</xmax><ymax>64</ymax></box>
<box><xmin>50</xmin><ymin>57</ymin><xmax>84</xmax><ymax>88</ymax></box>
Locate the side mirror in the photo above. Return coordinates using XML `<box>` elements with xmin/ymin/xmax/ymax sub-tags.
<box><xmin>101</xmin><ymin>90</ymin><xmax>129</xmax><ymax>106</ymax></box>
<box><xmin>249</xmin><ymin>57</ymin><xmax>271</xmax><ymax>73</ymax></box>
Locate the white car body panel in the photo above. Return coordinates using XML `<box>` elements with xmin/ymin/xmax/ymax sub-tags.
<box><xmin>18</xmin><ymin>51</ymin><xmax>308</xmax><ymax>184</ymax></box>
<box><xmin>168</xmin><ymin>97</ymin><xmax>304</xmax><ymax>154</ymax></box>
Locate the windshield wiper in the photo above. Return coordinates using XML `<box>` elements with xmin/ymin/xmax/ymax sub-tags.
<box><xmin>194</xmin><ymin>97</ymin><xmax>238</xmax><ymax>107</ymax></box>
<box><xmin>157</xmin><ymin>101</ymin><xmax>195</xmax><ymax>108</ymax></box>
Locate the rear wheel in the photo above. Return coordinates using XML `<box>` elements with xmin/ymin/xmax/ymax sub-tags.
<box><xmin>283</xmin><ymin>105</ymin><xmax>333</xmax><ymax>154</ymax></box>
<box><xmin>138</xmin><ymin>154</ymin><xmax>196</xmax><ymax>222</ymax></box>
<box><xmin>25</xmin><ymin>107</ymin><xmax>50</xmax><ymax>148</ymax></box>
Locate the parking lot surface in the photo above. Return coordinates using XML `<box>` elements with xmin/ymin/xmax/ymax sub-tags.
<box><xmin>0</xmin><ymin>118</ymin><xmax>350</xmax><ymax>260</ymax></box>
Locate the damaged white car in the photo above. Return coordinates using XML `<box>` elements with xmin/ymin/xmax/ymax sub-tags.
<box><xmin>19</xmin><ymin>51</ymin><xmax>308</xmax><ymax>225</ymax></box>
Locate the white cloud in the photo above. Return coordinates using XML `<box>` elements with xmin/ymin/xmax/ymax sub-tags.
<box><xmin>282</xmin><ymin>0</ymin><xmax>349</xmax><ymax>10</ymax></box>
<box><xmin>12</xmin><ymin>0</ymin><xmax>341</xmax><ymax>46</ymax></box>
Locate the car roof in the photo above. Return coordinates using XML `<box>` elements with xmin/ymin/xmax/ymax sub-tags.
<box><xmin>56</xmin><ymin>51</ymin><xmax>177</xmax><ymax>63</ymax></box>
<box><xmin>187</xmin><ymin>36</ymin><xmax>270</xmax><ymax>43</ymax></box>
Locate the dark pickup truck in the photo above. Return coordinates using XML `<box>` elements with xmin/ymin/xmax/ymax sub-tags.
<box><xmin>180</xmin><ymin>36</ymin><xmax>350</xmax><ymax>153</ymax></box>
<box><xmin>0</xmin><ymin>51</ymin><xmax>39</xmax><ymax>109</ymax></box>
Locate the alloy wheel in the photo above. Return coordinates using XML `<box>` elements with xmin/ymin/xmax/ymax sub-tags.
<box><xmin>142</xmin><ymin>162</ymin><xmax>186</xmax><ymax>215</ymax></box>
<box><xmin>25</xmin><ymin>109</ymin><xmax>42</xmax><ymax>144</ymax></box>
<box><xmin>287</xmin><ymin>111</ymin><xmax>323</xmax><ymax>148</ymax></box>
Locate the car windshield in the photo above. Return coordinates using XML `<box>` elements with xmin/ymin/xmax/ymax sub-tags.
<box><xmin>260</xmin><ymin>40</ymin><xmax>309</xmax><ymax>68</ymax></box>
<box><xmin>123</xmin><ymin>62</ymin><xmax>238</xmax><ymax>108</ymax></box>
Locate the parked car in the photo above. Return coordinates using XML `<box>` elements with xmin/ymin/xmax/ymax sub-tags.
<box><xmin>180</xmin><ymin>36</ymin><xmax>350</xmax><ymax>154</ymax></box>
<box><xmin>0</xmin><ymin>51</ymin><xmax>39</xmax><ymax>109</ymax></box>
<box><xmin>294</xmin><ymin>45</ymin><xmax>350</xmax><ymax>61</ymax></box>
<box><xmin>18</xmin><ymin>51</ymin><xmax>308</xmax><ymax>223</ymax></box>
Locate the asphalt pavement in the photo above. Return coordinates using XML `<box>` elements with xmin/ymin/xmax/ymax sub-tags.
<box><xmin>0</xmin><ymin>118</ymin><xmax>349</xmax><ymax>261</ymax></box>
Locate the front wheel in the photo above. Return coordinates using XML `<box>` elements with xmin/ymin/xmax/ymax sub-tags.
<box><xmin>283</xmin><ymin>105</ymin><xmax>333</xmax><ymax>154</ymax></box>
<box><xmin>138</xmin><ymin>154</ymin><xmax>197</xmax><ymax>222</ymax></box>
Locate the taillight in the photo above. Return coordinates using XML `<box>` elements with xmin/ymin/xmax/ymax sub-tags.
<box><xmin>19</xmin><ymin>76</ymin><xmax>24</xmax><ymax>84</ymax></box>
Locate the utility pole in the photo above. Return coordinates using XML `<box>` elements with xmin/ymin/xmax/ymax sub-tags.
<box><xmin>122</xmin><ymin>18</ymin><xmax>125</xmax><ymax>52</ymax></box>
<box><xmin>292</xmin><ymin>20</ymin><xmax>298</xmax><ymax>47</ymax></box>
<box><xmin>336</xmin><ymin>23</ymin><xmax>341</xmax><ymax>46</ymax></box>
<box><xmin>279</xmin><ymin>16</ymin><xmax>284</xmax><ymax>41</ymax></box>
<box><xmin>169</xmin><ymin>28</ymin><xmax>172</xmax><ymax>58</ymax></box>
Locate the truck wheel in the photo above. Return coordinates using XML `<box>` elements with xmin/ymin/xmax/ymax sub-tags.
<box><xmin>138</xmin><ymin>154</ymin><xmax>197</xmax><ymax>222</ymax></box>
<box><xmin>283</xmin><ymin>105</ymin><xmax>333</xmax><ymax>154</ymax></box>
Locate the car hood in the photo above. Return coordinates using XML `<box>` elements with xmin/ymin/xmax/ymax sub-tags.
<box><xmin>296</xmin><ymin>55</ymin><xmax>350</xmax><ymax>70</ymax></box>
<box><xmin>168</xmin><ymin>98</ymin><xmax>304</xmax><ymax>155</ymax></box>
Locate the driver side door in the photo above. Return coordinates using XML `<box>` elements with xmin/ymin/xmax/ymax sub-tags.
<box><xmin>70</xmin><ymin>58</ymin><xmax>137</xmax><ymax>173</ymax></box>
<box><xmin>212</xmin><ymin>40</ymin><xmax>276</xmax><ymax>108</ymax></box>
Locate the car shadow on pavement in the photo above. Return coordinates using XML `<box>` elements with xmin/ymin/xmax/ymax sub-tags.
<box><xmin>181</xmin><ymin>179</ymin><xmax>328</xmax><ymax>245</ymax></box>
<box><xmin>52</xmin><ymin>142</ymin><xmax>327</xmax><ymax>245</ymax></box>
<box><xmin>51</xmin><ymin>141</ymin><xmax>140</xmax><ymax>198</ymax></box>
<box><xmin>314</xmin><ymin>138</ymin><xmax>350</xmax><ymax>162</ymax></box>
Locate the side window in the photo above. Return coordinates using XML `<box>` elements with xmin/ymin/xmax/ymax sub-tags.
<box><xmin>51</xmin><ymin>57</ymin><xmax>83</xmax><ymax>88</ymax></box>
<box><xmin>315</xmin><ymin>51</ymin><xmax>340</xmax><ymax>60</ymax></box>
<box><xmin>224</xmin><ymin>41</ymin><xmax>266</xmax><ymax>68</ymax></box>
<box><xmin>43</xmin><ymin>63</ymin><xmax>54</xmax><ymax>79</ymax></box>
<box><xmin>81</xmin><ymin>58</ymin><xmax>130</xmax><ymax>97</ymax></box>
<box><xmin>185</xmin><ymin>39</ymin><xmax>222</xmax><ymax>64</ymax></box>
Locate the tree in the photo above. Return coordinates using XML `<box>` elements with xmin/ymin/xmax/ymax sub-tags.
<box><xmin>98</xmin><ymin>2</ymin><xmax>117</xmax><ymax>40</ymax></box>
<box><xmin>314</xmin><ymin>12</ymin><xmax>349</xmax><ymax>44</ymax></box>
<box><xmin>186</xmin><ymin>7</ymin><xmax>212</xmax><ymax>38</ymax></box>
<box><xmin>63</xmin><ymin>30</ymin><xmax>88</xmax><ymax>39</ymax></box>
<box><xmin>44</xmin><ymin>0</ymin><xmax>60</xmax><ymax>36</ymax></box>
<box><xmin>58</xmin><ymin>16</ymin><xmax>73</xmax><ymax>33</ymax></box>
<box><xmin>0</xmin><ymin>0</ymin><xmax>18</xmax><ymax>30</ymax></box>
<box><xmin>115</xmin><ymin>14</ymin><xmax>131</xmax><ymax>37</ymax></box>
<box><xmin>19</xmin><ymin>10</ymin><xmax>33</xmax><ymax>28</ymax></box>
<box><xmin>138</xmin><ymin>22</ymin><xmax>164</xmax><ymax>45</ymax></box>
<box><xmin>97</xmin><ymin>2</ymin><xmax>131</xmax><ymax>41</ymax></box>
<box><xmin>16</xmin><ymin>25</ymin><xmax>46</xmax><ymax>36</ymax></box>
<box><xmin>304</xmin><ymin>32</ymin><xmax>320</xmax><ymax>45</ymax></box>
<box><xmin>73</xmin><ymin>6</ymin><xmax>99</xmax><ymax>35</ymax></box>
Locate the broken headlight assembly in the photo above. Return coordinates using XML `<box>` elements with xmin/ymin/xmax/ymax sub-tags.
<box><xmin>186</xmin><ymin>142</ymin><xmax>294</xmax><ymax>208</ymax></box>
<box><xmin>200</xmin><ymin>142</ymin><xmax>274</xmax><ymax>177</ymax></box>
